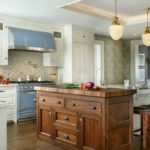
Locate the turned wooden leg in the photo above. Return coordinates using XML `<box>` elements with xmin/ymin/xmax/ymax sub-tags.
<box><xmin>142</xmin><ymin>113</ymin><xmax>148</xmax><ymax>148</ymax></box>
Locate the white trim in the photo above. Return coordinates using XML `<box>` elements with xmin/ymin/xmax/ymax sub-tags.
<box><xmin>94</xmin><ymin>40</ymin><xmax>104</xmax><ymax>85</ymax></box>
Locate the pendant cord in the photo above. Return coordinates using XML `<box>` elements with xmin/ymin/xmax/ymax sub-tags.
<box><xmin>115</xmin><ymin>0</ymin><xmax>117</xmax><ymax>17</ymax></box>
<box><xmin>147</xmin><ymin>8</ymin><xmax>150</xmax><ymax>27</ymax></box>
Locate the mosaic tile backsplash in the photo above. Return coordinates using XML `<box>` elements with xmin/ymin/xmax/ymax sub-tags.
<box><xmin>95</xmin><ymin>34</ymin><xmax>130</xmax><ymax>85</ymax></box>
<box><xmin>0</xmin><ymin>50</ymin><xmax>57</xmax><ymax>81</ymax></box>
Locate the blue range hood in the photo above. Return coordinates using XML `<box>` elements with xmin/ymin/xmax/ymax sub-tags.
<box><xmin>8</xmin><ymin>27</ymin><xmax>56</xmax><ymax>52</ymax></box>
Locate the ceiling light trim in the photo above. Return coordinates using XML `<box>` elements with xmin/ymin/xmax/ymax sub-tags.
<box><xmin>61</xmin><ymin>1</ymin><xmax>149</xmax><ymax>26</ymax></box>
<box><xmin>59</xmin><ymin>0</ymin><xmax>83</xmax><ymax>8</ymax></box>
<box><xmin>62</xmin><ymin>2</ymin><xmax>126</xmax><ymax>24</ymax></box>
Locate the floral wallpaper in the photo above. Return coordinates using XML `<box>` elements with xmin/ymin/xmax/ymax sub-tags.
<box><xmin>95</xmin><ymin>34</ymin><xmax>130</xmax><ymax>85</ymax></box>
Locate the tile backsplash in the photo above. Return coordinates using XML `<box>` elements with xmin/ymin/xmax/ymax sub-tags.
<box><xmin>0</xmin><ymin>50</ymin><xmax>57</xmax><ymax>81</ymax></box>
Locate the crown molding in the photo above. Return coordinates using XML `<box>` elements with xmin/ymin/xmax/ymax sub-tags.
<box><xmin>59</xmin><ymin>0</ymin><xmax>83</xmax><ymax>8</ymax></box>
<box><xmin>62</xmin><ymin>2</ymin><xmax>126</xmax><ymax>23</ymax></box>
<box><xmin>126</xmin><ymin>15</ymin><xmax>147</xmax><ymax>25</ymax></box>
<box><xmin>61</xmin><ymin>2</ymin><xmax>147</xmax><ymax>26</ymax></box>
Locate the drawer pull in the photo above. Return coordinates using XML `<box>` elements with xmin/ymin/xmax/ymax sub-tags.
<box><xmin>90</xmin><ymin>106</ymin><xmax>96</xmax><ymax>110</ymax></box>
<box><xmin>42</xmin><ymin>99</ymin><xmax>46</xmax><ymax>102</ymax></box>
<box><xmin>79</xmin><ymin>118</ymin><xmax>83</xmax><ymax>122</ymax></box>
<box><xmin>63</xmin><ymin>134</ymin><xmax>69</xmax><ymax>139</ymax></box>
<box><xmin>72</xmin><ymin>103</ymin><xmax>76</xmax><ymax>107</ymax></box>
<box><xmin>64</xmin><ymin>116</ymin><xmax>69</xmax><ymax>121</ymax></box>
<box><xmin>57</xmin><ymin>101</ymin><xmax>61</xmax><ymax>104</ymax></box>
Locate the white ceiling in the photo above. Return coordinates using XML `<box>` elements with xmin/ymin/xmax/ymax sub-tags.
<box><xmin>0</xmin><ymin>0</ymin><xmax>149</xmax><ymax>39</ymax></box>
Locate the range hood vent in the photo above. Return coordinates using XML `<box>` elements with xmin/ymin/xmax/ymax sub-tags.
<box><xmin>8</xmin><ymin>27</ymin><xmax>56</xmax><ymax>52</ymax></box>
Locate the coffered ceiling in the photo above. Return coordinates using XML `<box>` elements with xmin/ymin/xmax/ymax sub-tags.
<box><xmin>0</xmin><ymin>0</ymin><xmax>149</xmax><ymax>39</ymax></box>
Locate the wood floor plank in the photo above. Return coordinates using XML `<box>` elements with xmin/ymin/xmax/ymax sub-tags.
<box><xmin>7</xmin><ymin>120</ymin><xmax>63</xmax><ymax>150</ymax></box>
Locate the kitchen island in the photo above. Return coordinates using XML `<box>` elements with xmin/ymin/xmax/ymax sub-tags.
<box><xmin>34</xmin><ymin>86</ymin><xmax>136</xmax><ymax>150</ymax></box>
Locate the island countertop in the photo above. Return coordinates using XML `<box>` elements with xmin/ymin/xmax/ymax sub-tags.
<box><xmin>34</xmin><ymin>85</ymin><xmax>136</xmax><ymax>98</ymax></box>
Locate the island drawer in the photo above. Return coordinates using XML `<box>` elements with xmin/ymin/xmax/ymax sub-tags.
<box><xmin>55</xmin><ymin>111</ymin><xmax>77</xmax><ymax>126</ymax></box>
<box><xmin>56</xmin><ymin>130</ymin><xmax>77</xmax><ymax>144</ymax></box>
<box><xmin>38</xmin><ymin>95</ymin><xmax>64</xmax><ymax>108</ymax></box>
<box><xmin>66</xmin><ymin>99</ymin><xmax>101</xmax><ymax>114</ymax></box>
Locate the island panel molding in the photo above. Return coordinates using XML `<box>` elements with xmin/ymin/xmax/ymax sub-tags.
<box><xmin>35</xmin><ymin>86</ymin><xmax>136</xmax><ymax>150</ymax></box>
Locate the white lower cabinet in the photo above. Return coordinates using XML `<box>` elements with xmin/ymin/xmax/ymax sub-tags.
<box><xmin>0</xmin><ymin>85</ymin><xmax>17</xmax><ymax>122</ymax></box>
<box><xmin>0</xmin><ymin>103</ymin><xmax>7</xmax><ymax>150</ymax></box>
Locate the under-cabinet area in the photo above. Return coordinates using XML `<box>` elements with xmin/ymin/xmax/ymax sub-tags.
<box><xmin>35</xmin><ymin>86</ymin><xmax>136</xmax><ymax>150</ymax></box>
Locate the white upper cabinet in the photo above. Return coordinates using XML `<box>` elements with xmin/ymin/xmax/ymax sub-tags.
<box><xmin>43</xmin><ymin>27</ymin><xmax>64</xmax><ymax>67</ymax></box>
<box><xmin>60</xmin><ymin>25</ymin><xmax>94</xmax><ymax>83</ymax></box>
<box><xmin>0</xmin><ymin>22</ymin><xmax>8</xmax><ymax>65</ymax></box>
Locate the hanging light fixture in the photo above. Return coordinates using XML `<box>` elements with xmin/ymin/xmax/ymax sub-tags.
<box><xmin>142</xmin><ymin>8</ymin><xmax>150</xmax><ymax>46</ymax></box>
<box><xmin>109</xmin><ymin>0</ymin><xmax>123</xmax><ymax>40</ymax></box>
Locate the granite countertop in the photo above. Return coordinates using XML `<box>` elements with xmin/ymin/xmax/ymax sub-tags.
<box><xmin>34</xmin><ymin>85</ymin><xmax>136</xmax><ymax>98</ymax></box>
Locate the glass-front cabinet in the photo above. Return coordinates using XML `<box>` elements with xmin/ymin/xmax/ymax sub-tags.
<box><xmin>130</xmin><ymin>40</ymin><xmax>150</xmax><ymax>85</ymax></box>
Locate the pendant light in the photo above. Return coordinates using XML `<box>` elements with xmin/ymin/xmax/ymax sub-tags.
<box><xmin>109</xmin><ymin>0</ymin><xmax>123</xmax><ymax>40</ymax></box>
<box><xmin>142</xmin><ymin>8</ymin><xmax>150</xmax><ymax>46</ymax></box>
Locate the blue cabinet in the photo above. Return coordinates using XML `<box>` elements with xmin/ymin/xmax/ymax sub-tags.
<box><xmin>17</xmin><ymin>91</ymin><xmax>36</xmax><ymax>120</ymax></box>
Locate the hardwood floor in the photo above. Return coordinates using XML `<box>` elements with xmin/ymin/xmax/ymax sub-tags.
<box><xmin>8</xmin><ymin>120</ymin><xmax>63</xmax><ymax>150</ymax></box>
<box><xmin>7</xmin><ymin>120</ymin><xmax>150</xmax><ymax>150</ymax></box>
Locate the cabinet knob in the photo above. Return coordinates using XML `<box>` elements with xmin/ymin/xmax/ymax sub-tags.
<box><xmin>42</xmin><ymin>99</ymin><xmax>46</xmax><ymax>102</ymax></box>
<box><xmin>72</xmin><ymin>103</ymin><xmax>76</xmax><ymax>107</ymax></box>
<box><xmin>63</xmin><ymin>134</ymin><xmax>69</xmax><ymax>139</ymax></box>
<box><xmin>64</xmin><ymin>116</ymin><xmax>69</xmax><ymax>121</ymax></box>
<box><xmin>79</xmin><ymin>118</ymin><xmax>83</xmax><ymax>122</ymax></box>
<box><xmin>57</xmin><ymin>101</ymin><xmax>61</xmax><ymax>104</ymax></box>
<box><xmin>49</xmin><ymin>112</ymin><xmax>52</xmax><ymax>115</ymax></box>
<box><xmin>90</xmin><ymin>106</ymin><xmax>96</xmax><ymax>110</ymax></box>
<box><xmin>33</xmin><ymin>98</ymin><xmax>37</xmax><ymax>102</ymax></box>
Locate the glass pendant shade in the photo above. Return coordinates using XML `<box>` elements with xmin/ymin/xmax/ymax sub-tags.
<box><xmin>142</xmin><ymin>27</ymin><xmax>150</xmax><ymax>46</ymax></box>
<box><xmin>109</xmin><ymin>16</ymin><xmax>123</xmax><ymax>40</ymax></box>
<box><xmin>109</xmin><ymin>0</ymin><xmax>123</xmax><ymax>40</ymax></box>
<box><xmin>142</xmin><ymin>8</ymin><xmax>150</xmax><ymax>46</ymax></box>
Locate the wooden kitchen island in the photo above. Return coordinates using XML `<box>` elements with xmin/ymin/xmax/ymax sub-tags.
<box><xmin>34</xmin><ymin>86</ymin><xmax>136</xmax><ymax>150</ymax></box>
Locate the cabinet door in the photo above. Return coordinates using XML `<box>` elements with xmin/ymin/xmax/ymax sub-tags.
<box><xmin>79</xmin><ymin>113</ymin><xmax>103</xmax><ymax>150</ymax></box>
<box><xmin>0</xmin><ymin>33</ymin><xmax>8</xmax><ymax>65</ymax></box>
<box><xmin>43</xmin><ymin>39</ymin><xmax>64</xmax><ymax>67</ymax></box>
<box><xmin>73</xmin><ymin>43</ymin><xmax>94</xmax><ymax>83</ymax></box>
<box><xmin>38</xmin><ymin>106</ymin><xmax>54</xmax><ymax>138</ymax></box>
<box><xmin>0</xmin><ymin>92</ymin><xmax>16</xmax><ymax>122</ymax></box>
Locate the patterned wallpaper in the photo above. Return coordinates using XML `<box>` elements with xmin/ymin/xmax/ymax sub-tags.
<box><xmin>0</xmin><ymin>50</ymin><xmax>57</xmax><ymax>81</ymax></box>
<box><xmin>95</xmin><ymin>34</ymin><xmax>130</xmax><ymax>85</ymax></box>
